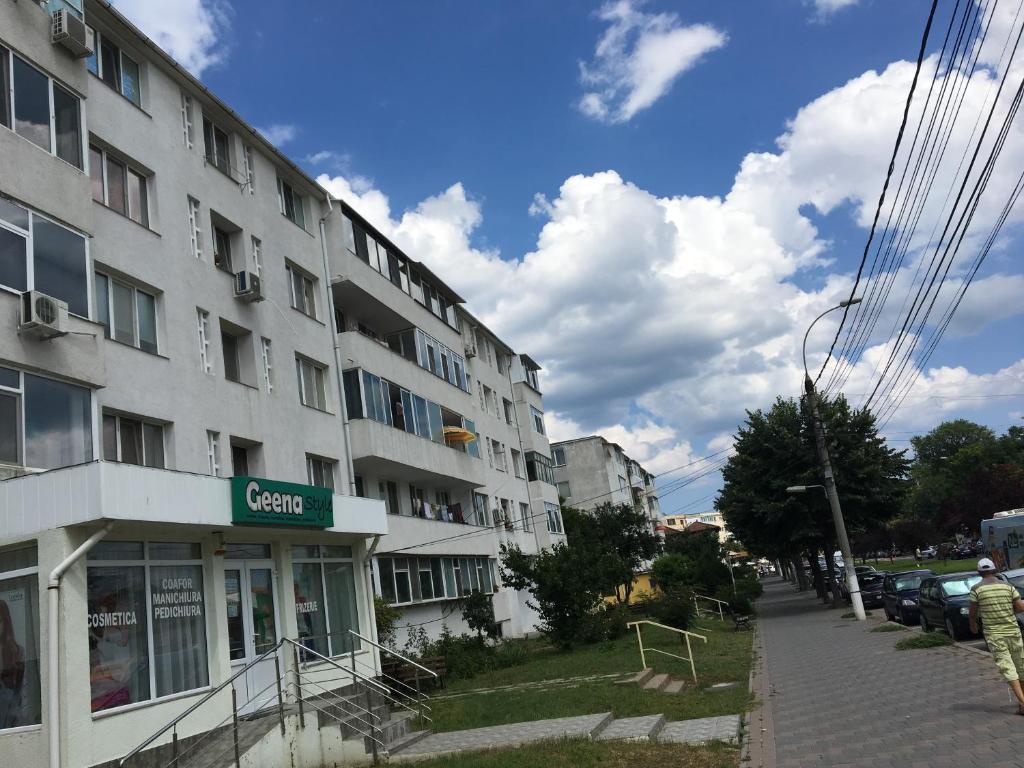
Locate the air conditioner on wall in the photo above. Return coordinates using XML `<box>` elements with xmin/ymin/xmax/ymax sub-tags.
<box><xmin>19</xmin><ymin>291</ymin><xmax>68</xmax><ymax>339</ymax></box>
<box><xmin>234</xmin><ymin>271</ymin><xmax>264</xmax><ymax>302</ymax></box>
<box><xmin>51</xmin><ymin>9</ymin><xmax>93</xmax><ymax>58</ymax></box>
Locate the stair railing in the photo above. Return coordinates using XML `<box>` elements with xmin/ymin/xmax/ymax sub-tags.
<box><xmin>627</xmin><ymin>619</ymin><xmax>708</xmax><ymax>684</ymax></box>
<box><xmin>693</xmin><ymin>593</ymin><xmax>729</xmax><ymax>620</ymax></box>
<box><xmin>348</xmin><ymin>628</ymin><xmax>439</xmax><ymax>728</ymax></box>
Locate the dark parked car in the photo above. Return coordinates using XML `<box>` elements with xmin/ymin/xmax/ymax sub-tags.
<box><xmin>840</xmin><ymin>565</ymin><xmax>878</xmax><ymax>600</ymax></box>
<box><xmin>998</xmin><ymin>568</ymin><xmax>1024</xmax><ymax>635</ymax></box>
<box><xmin>857</xmin><ymin>571</ymin><xmax>886</xmax><ymax>608</ymax></box>
<box><xmin>918</xmin><ymin>573</ymin><xmax>982</xmax><ymax>640</ymax></box>
<box><xmin>882</xmin><ymin>569</ymin><xmax>934</xmax><ymax>624</ymax></box>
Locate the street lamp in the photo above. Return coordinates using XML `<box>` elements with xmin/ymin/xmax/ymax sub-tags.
<box><xmin>800</xmin><ymin>298</ymin><xmax>866</xmax><ymax>621</ymax></box>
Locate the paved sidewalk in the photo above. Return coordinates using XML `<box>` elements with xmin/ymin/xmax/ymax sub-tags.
<box><xmin>756</xmin><ymin>576</ymin><xmax>1024</xmax><ymax>768</ymax></box>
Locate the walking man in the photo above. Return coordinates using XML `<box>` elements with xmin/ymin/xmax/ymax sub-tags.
<box><xmin>969</xmin><ymin>557</ymin><xmax>1024</xmax><ymax>714</ymax></box>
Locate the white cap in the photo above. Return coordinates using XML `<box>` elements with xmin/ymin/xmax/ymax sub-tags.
<box><xmin>978</xmin><ymin>557</ymin><xmax>997</xmax><ymax>573</ymax></box>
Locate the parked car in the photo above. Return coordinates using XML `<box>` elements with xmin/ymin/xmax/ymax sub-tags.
<box><xmin>922</xmin><ymin>546</ymin><xmax>938</xmax><ymax>559</ymax></box>
<box><xmin>882</xmin><ymin>569</ymin><xmax>934</xmax><ymax>624</ymax></box>
<box><xmin>999</xmin><ymin>568</ymin><xmax>1024</xmax><ymax>635</ymax></box>
<box><xmin>858</xmin><ymin>571</ymin><xmax>886</xmax><ymax>609</ymax></box>
<box><xmin>917</xmin><ymin>573</ymin><xmax>982</xmax><ymax>640</ymax></box>
<box><xmin>839</xmin><ymin>565</ymin><xmax>877</xmax><ymax>600</ymax></box>
<box><xmin>952</xmin><ymin>541</ymin><xmax>979</xmax><ymax>559</ymax></box>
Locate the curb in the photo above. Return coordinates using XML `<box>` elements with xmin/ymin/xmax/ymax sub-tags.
<box><xmin>740</xmin><ymin>619</ymin><xmax>775</xmax><ymax>768</ymax></box>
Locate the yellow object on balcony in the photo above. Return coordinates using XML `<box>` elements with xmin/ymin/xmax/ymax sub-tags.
<box><xmin>443</xmin><ymin>427</ymin><xmax>476</xmax><ymax>443</ymax></box>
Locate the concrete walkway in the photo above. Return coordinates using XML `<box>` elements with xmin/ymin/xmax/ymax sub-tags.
<box><xmin>753</xmin><ymin>576</ymin><xmax>1024</xmax><ymax>768</ymax></box>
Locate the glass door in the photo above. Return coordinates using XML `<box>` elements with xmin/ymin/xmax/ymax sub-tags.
<box><xmin>224</xmin><ymin>561</ymin><xmax>280</xmax><ymax>715</ymax></box>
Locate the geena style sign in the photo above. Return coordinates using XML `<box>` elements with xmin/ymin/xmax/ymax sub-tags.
<box><xmin>231</xmin><ymin>476</ymin><xmax>334</xmax><ymax>528</ymax></box>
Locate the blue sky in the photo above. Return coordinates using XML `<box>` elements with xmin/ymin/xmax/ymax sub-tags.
<box><xmin>118</xmin><ymin>0</ymin><xmax>1024</xmax><ymax>518</ymax></box>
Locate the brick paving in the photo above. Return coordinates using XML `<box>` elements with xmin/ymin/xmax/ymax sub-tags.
<box><xmin>757</xmin><ymin>576</ymin><xmax>1024</xmax><ymax>767</ymax></box>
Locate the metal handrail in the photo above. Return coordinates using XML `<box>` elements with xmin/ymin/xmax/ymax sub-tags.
<box><xmin>120</xmin><ymin>638</ymin><xmax>287</xmax><ymax>765</ymax></box>
<box><xmin>283</xmin><ymin>637</ymin><xmax>390</xmax><ymax>696</ymax></box>
<box><xmin>694</xmin><ymin>594</ymin><xmax>729</xmax><ymax>620</ymax></box>
<box><xmin>348</xmin><ymin>629</ymin><xmax>439</xmax><ymax>678</ymax></box>
<box><xmin>627</xmin><ymin>620</ymin><xmax>708</xmax><ymax>684</ymax></box>
<box><xmin>349</xmin><ymin>653</ymin><xmax>433</xmax><ymax>707</ymax></box>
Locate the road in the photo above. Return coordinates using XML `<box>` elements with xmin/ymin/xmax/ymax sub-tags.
<box><xmin>751</xmin><ymin>576</ymin><xmax>1024</xmax><ymax>767</ymax></box>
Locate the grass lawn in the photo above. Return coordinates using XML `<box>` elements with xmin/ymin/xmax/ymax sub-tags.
<box><xmin>430</xmin><ymin>619</ymin><xmax>753</xmax><ymax>733</ymax></box>
<box><xmin>866</xmin><ymin>558</ymin><xmax>979</xmax><ymax>576</ymax></box>
<box><xmin>403</xmin><ymin>738</ymin><xmax>739</xmax><ymax>768</ymax></box>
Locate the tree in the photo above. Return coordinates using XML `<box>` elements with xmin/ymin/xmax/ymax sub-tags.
<box><xmin>662</xmin><ymin>529</ymin><xmax>731</xmax><ymax>594</ymax></box>
<box><xmin>460</xmin><ymin>590</ymin><xmax>499</xmax><ymax>640</ymax></box>
<box><xmin>562</xmin><ymin>503</ymin><xmax>661</xmax><ymax>603</ymax></box>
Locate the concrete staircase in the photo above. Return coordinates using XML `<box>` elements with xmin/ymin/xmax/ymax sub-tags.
<box><xmin>616</xmin><ymin>667</ymin><xmax>688</xmax><ymax>693</ymax></box>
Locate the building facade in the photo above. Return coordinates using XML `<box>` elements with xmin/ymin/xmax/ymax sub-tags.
<box><xmin>550</xmin><ymin>436</ymin><xmax>660</xmax><ymax>527</ymax></box>
<box><xmin>0</xmin><ymin>2</ymin><xmax>563</xmax><ymax>766</ymax></box>
<box><xmin>661</xmin><ymin>511</ymin><xmax>732</xmax><ymax>544</ymax></box>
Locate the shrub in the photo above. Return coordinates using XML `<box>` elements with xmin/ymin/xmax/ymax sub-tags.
<box><xmin>374</xmin><ymin>596</ymin><xmax>401</xmax><ymax>648</ymax></box>
<box><xmin>400</xmin><ymin>628</ymin><xmax>532</xmax><ymax>682</ymax></box>
<box><xmin>460</xmin><ymin>590</ymin><xmax>500</xmax><ymax>639</ymax></box>
<box><xmin>647</xmin><ymin>587</ymin><xmax>695</xmax><ymax>633</ymax></box>
<box><xmin>602</xmin><ymin>603</ymin><xmax>631</xmax><ymax>640</ymax></box>
<box><xmin>896</xmin><ymin>633</ymin><xmax>952</xmax><ymax>650</ymax></box>
<box><xmin>870</xmin><ymin>623</ymin><xmax>906</xmax><ymax>632</ymax></box>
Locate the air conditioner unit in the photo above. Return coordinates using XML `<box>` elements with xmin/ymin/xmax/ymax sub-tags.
<box><xmin>464</xmin><ymin>343</ymin><xmax>477</xmax><ymax>358</ymax></box>
<box><xmin>19</xmin><ymin>291</ymin><xmax>69</xmax><ymax>339</ymax></box>
<box><xmin>234</xmin><ymin>271</ymin><xmax>264</xmax><ymax>302</ymax></box>
<box><xmin>52</xmin><ymin>9</ymin><xmax>93</xmax><ymax>58</ymax></box>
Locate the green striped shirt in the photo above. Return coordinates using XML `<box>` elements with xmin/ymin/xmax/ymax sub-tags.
<box><xmin>970</xmin><ymin>581</ymin><xmax>1021</xmax><ymax>637</ymax></box>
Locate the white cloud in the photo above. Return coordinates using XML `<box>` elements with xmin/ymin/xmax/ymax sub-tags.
<box><xmin>578</xmin><ymin>0</ymin><xmax>726</xmax><ymax>123</ymax></box>
<box><xmin>112</xmin><ymin>0</ymin><xmax>231</xmax><ymax>77</ymax></box>
<box><xmin>256</xmin><ymin>124</ymin><xmax>298</xmax><ymax>147</ymax></box>
<box><xmin>811</xmin><ymin>0</ymin><xmax>859</xmax><ymax>18</ymax></box>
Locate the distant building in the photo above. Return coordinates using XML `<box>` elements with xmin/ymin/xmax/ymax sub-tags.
<box><xmin>662</xmin><ymin>511</ymin><xmax>732</xmax><ymax>544</ymax></box>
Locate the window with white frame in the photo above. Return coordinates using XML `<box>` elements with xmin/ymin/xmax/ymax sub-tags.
<box><xmin>251</xmin><ymin>236</ymin><xmax>262</xmax><ymax>277</ymax></box>
<box><xmin>530</xmin><ymin>406</ymin><xmax>546</xmax><ymax>435</ymax></box>
<box><xmin>503</xmin><ymin>398</ymin><xmax>516</xmax><ymax>425</ymax></box>
<box><xmin>519</xmin><ymin>502</ymin><xmax>532</xmax><ymax>532</ymax></box>
<box><xmin>511</xmin><ymin>448</ymin><xmax>524</xmax><ymax>479</ymax></box>
<box><xmin>0</xmin><ymin>365</ymin><xmax>92</xmax><ymax>471</ymax></box>
<box><xmin>492</xmin><ymin>439</ymin><xmax>506</xmax><ymax>472</ymax></box>
<box><xmin>296</xmin><ymin>356</ymin><xmax>328</xmax><ymax>411</ymax></box>
<box><xmin>196</xmin><ymin>308</ymin><xmax>212</xmax><ymax>373</ymax></box>
<box><xmin>202</xmin><ymin>115</ymin><xmax>232</xmax><ymax>177</ymax></box>
<box><xmin>242</xmin><ymin>144</ymin><xmax>255</xmax><ymax>194</ymax></box>
<box><xmin>0</xmin><ymin>198</ymin><xmax>90</xmax><ymax>317</ymax></box>
<box><xmin>260</xmin><ymin>337</ymin><xmax>273</xmax><ymax>393</ymax></box>
<box><xmin>180</xmin><ymin>90</ymin><xmax>194</xmax><ymax>148</ymax></box>
<box><xmin>102</xmin><ymin>412</ymin><xmax>165</xmax><ymax>468</ymax></box>
<box><xmin>212</xmin><ymin>221</ymin><xmax>235</xmax><ymax>273</ymax></box>
<box><xmin>85</xmin><ymin>27</ymin><xmax>142</xmax><ymax>107</ymax></box>
<box><xmin>377</xmin><ymin>555</ymin><xmax>494</xmax><ymax>606</ymax></box>
<box><xmin>292</xmin><ymin>545</ymin><xmax>360</xmax><ymax>658</ymax></box>
<box><xmin>187</xmin><ymin>197</ymin><xmax>202</xmax><ymax>259</ymax></box>
<box><xmin>545</xmin><ymin>502</ymin><xmax>564</xmax><ymax>534</ymax></box>
<box><xmin>89</xmin><ymin>145</ymin><xmax>150</xmax><ymax>227</ymax></box>
<box><xmin>286</xmin><ymin>263</ymin><xmax>317</xmax><ymax>319</ymax></box>
<box><xmin>556</xmin><ymin>481</ymin><xmax>571</xmax><ymax>499</ymax></box>
<box><xmin>95</xmin><ymin>272</ymin><xmax>158</xmax><ymax>354</ymax></box>
<box><xmin>306</xmin><ymin>455</ymin><xmax>336</xmax><ymax>490</ymax></box>
<box><xmin>0</xmin><ymin>545</ymin><xmax>41</xmax><ymax>729</ymax></box>
<box><xmin>206</xmin><ymin>430</ymin><xmax>220</xmax><ymax>476</ymax></box>
<box><xmin>1</xmin><ymin>48</ymin><xmax>83</xmax><ymax>169</ymax></box>
<box><xmin>86</xmin><ymin>541</ymin><xmax>209</xmax><ymax>712</ymax></box>
<box><xmin>552</xmin><ymin>446</ymin><xmax>566</xmax><ymax>467</ymax></box>
<box><xmin>277</xmin><ymin>177</ymin><xmax>306</xmax><ymax>229</ymax></box>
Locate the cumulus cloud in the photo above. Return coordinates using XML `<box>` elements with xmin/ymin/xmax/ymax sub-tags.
<box><xmin>113</xmin><ymin>0</ymin><xmax>231</xmax><ymax>77</ymax></box>
<box><xmin>811</xmin><ymin>0</ymin><xmax>860</xmax><ymax>18</ymax></box>
<box><xmin>256</xmin><ymin>124</ymin><xmax>299</xmax><ymax>147</ymax></box>
<box><xmin>578</xmin><ymin>0</ymin><xmax>726</xmax><ymax>123</ymax></box>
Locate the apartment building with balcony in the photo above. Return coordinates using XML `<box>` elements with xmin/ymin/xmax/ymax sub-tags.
<box><xmin>550</xmin><ymin>436</ymin><xmax>660</xmax><ymax>527</ymax></box>
<box><xmin>323</xmin><ymin>203</ymin><xmax>566</xmax><ymax>643</ymax></box>
<box><xmin>0</xmin><ymin>3</ymin><xmax>387</xmax><ymax>767</ymax></box>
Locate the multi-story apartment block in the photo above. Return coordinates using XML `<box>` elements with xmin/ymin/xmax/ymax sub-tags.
<box><xmin>661</xmin><ymin>510</ymin><xmax>732</xmax><ymax>544</ymax></box>
<box><xmin>0</xmin><ymin>3</ymin><xmax>564</xmax><ymax>766</ymax></box>
<box><xmin>550</xmin><ymin>436</ymin><xmax>660</xmax><ymax>527</ymax></box>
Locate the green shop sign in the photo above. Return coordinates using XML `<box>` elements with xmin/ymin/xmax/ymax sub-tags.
<box><xmin>231</xmin><ymin>477</ymin><xmax>334</xmax><ymax>528</ymax></box>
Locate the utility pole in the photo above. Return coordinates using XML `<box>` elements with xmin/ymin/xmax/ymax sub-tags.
<box><xmin>805</xmin><ymin>377</ymin><xmax>865</xmax><ymax>620</ymax></box>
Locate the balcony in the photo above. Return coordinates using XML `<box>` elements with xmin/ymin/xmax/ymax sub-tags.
<box><xmin>349</xmin><ymin>418</ymin><xmax>486</xmax><ymax>489</ymax></box>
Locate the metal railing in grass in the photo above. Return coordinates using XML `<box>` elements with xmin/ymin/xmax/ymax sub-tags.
<box><xmin>693</xmin><ymin>593</ymin><xmax>729</xmax><ymax>620</ymax></box>
<box><xmin>627</xmin><ymin>619</ymin><xmax>708</xmax><ymax>684</ymax></box>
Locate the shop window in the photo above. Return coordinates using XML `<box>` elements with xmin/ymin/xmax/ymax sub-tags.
<box><xmin>293</xmin><ymin>546</ymin><xmax>360</xmax><ymax>658</ymax></box>
<box><xmin>0</xmin><ymin>366</ymin><xmax>92</xmax><ymax>470</ymax></box>
<box><xmin>86</xmin><ymin>541</ymin><xmax>209</xmax><ymax>712</ymax></box>
<box><xmin>0</xmin><ymin>544</ymin><xmax>41</xmax><ymax>730</ymax></box>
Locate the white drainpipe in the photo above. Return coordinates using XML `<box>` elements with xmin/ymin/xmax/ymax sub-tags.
<box><xmin>48</xmin><ymin>522</ymin><xmax>114</xmax><ymax>768</ymax></box>
<box><xmin>363</xmin><ymin>535</ymin><xmax>382</xmax><ymax>671</ymax></box>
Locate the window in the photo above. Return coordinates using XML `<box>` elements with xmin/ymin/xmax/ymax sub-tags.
<box><xmin>242</xmin><ymin>145</ymin><xmax>255</xmax><ymax>193</ymax></box>
<box><xmin>87</xmin><ymin>542</ymin><xmax>209</xmax><ymax>712</ymax></box>
<box><xmin>0</xmin><ymin>200</ymin><xmax>89</xmax><ymax>317</ymax></box>
<box><xmin>277</xmin><ymin>177</ymin><xmax>306</xmax><ymax>228</ymax></box>
<box><xmin>492</xmin><ymin>440</ymin><xmax>506</xmax><ymax>472</ymax></box>
<box><xmin>187</xmin><ymin>197</ymin><xmax>202</xmax><ymax>259</ymax></box>
<box><xmin>503</xmin><ymin>398</ymin><xmax>516</xmax><ymax>425</ymax></box>
<box><xmin>0</xmin><ymin>366</ymin><xmax>92</xmax><ymax>470</ymax></box>
<box><xmin>180</xmin><ymin>91</ymin><xmax>194</xmax><ymax>148</ymax></box>
<box><xmin>260</xmin><ymin>337</ymin><xmax>273</xmax><ymax>393</ymax></box>
<box><xmin>89</xmin><ymin>145</ymin><xmax>149</xmax><ymax>226</ymax></box>
<box><xmin>3</xmin><ymin>52</ymin><xmax>83</xmax><ymax>168</ymax></box>
<box><xmin>0</xmin><ymin>545</ymin><xmax>41</xmax><ymax>729</ymax></box>
<box><xmin>511</xmin><ymin>448</ymin><xmax>524</xmax><ymax>479</ymax></box>
<box><xmin>102</xmin><ymin>413</ymin><xmax>164</xmax><ymax>468</ymax></box>
<box><xmin>545</xmin><ymin>503</ymin><xmax>564</xmax><ymax>534</ymax></box>
<box><xmin>530</xmin><ymin>406</ymin><xmax>546</xmax><ymax>435</ymax></box>
<box><xmin>86</xmin><ymin>28</ymin><xmax>141</xmax><ymax>107</ymax></box>
<box><xmin>95</xmin><ymin>273</ymin><xmax>158</xmax><ymax>353</ymax></box>
<box><xmin>552</xmin><ymin>446</ymin><xmax>566</xmax><ymax>467</ymax></box>
<box><xmin>206</xmin><ymin>430</ymin><xmax>220</xmax><ymax>476</ymax></box>
<box><xmin>556</xmin><ymin>481</ymin><xmax>571</xmax><ymax>499</ymax></box>
<box><xmin>618</xmin><ymin>475</ymin><xmax>628</xmax><ymax>493</ymax></box>
<box><xmin>212</xmin><ymin>224</ymin><xmax>233</xmax><ymax>273</ymax></box>
<box><xmin>221</xmin><ymin>330</ymin><xmax>240</xmax><ymax>383</ymax></box>
<box><xmin>287</xmin><ymin>264</ymin><xmax>317</xmax><ymax>318</ymax></box>
<box><xmin>519</xmin><ymin>502</ymin><xmax>532</xmax><ymax>532</ymax></box>
<box><xmin>196</xmin><ymin>309</ymin><xmax>212</xmax><ymax>373</ymax></box>
<box><xmin>376</xmin><ymin>555</ymin><xmax>494</xmax><ymax>606</ymax></box>
<box><xmin>306</xmin><ymin>455</ymin><xmax>336</xmax><ymax>490</ymax></box>
<box><xmin>379</xmin><ymin>480</ymin><xmax>400</xmax><ymax>516</ymax></box>
<box><xmin>293</xmin><ymin>546</ymin><xmax>360</xmax><ymax>657</ymax></box>
<box><xmin>384</xmin><ymin>328</ymin><xmax>468</xmax><ymax>392</ymax></box>
<box><xmin>230</xmin><ymin>443</ymin><xmax>249</xmax><ymax>476</ymax></box>
<box><xmin>526</xmin><ymin>452</ymin><xmax>555</xmax><ymax>485</ymax></box>
<box><xmin>251</xmin><ymin>237</ymin><xmax>262</xmax><ymax>277</ymax></box>
<box><xmin>296</xmin><ymin>356</ymin><xmax>328</xmax><ymax>411</ymax></box>
<box><xmin>202</xmin><ymin>116</ymin><xmax>231</xmax><ymax>176</ymax></box>
<box><xmin>525</xmin><ymin>367</ymin><xmax>540</xmax><ymax>391</ymax></box>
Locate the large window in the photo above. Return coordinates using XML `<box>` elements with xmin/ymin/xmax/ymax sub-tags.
<box><xmin>526</xmin><ymin>452</ymin><xmax>555</xmax><ymax>485</ymax></box>
<box><xmin>287</xmin><ymin>264</ymin><xmax>317</xmax><ymax>319</ymax></box>
<box><xmin>296</xmin><ymin>356</ymin><xmax>328</xmax><ymax>411</ymax></box>
<box><xmin>293</xmin><ymin>545</ymin><xmax>360</xmax><ymax>658</ymax></box>
<box><xmin>87</xmin><ymin>542</ymin><xmax>209</xmax><ymax>713</ymax></box>
<box><xmin>202</xmin><ymin>116</ymin><xmax>231</xmax><ymax>176</ymax></box>
<box><xmin>385</xmin><ymin>328</ymin><xmax>468</xmax><ymax>392</ymax></box>
<box><xmin>2</xmin><ymin>50</ymin><xmax>83</xmax><ymax>168</ymax></box>
<box><xmin>0</xmin><ymin>545</ymin><xmax>41</xmax><ymax>730</ymax></box>
<box><xmin>0</xmin><ymin>366</ymin><xmax>92</xmax><ymax>470</ymax></box>
<box><xmin>552</xmin><ymin>446</ymin><xmax>566</xmax><ymax>467</ymax></box>
<box><xmin>85</xmin><ymin>28</ymin><xmax>141</xmax><ymax>106</ymax></box>
<box><xmin>545</xmin><ymin>503</ymin><xmax>564</xmax><ymax>534</ymax></box>
<box><xmin>0</xmin><ymin>199</ymin><xmax>89</xmax><ymax>317</ymax></box>
<box><xmin>102</xmin><ymin>412</ymin><xmax>165</xmax><ymax>469</ymax></box>
<box><xmin>277</xmin><ymin>178</ymin><xmax>306</xmax><ymax>229</ymax></box>
<box><xmin>95</xmin><ymin>273</ymin><xmax>157</xmax><ymax>353</ymax></box>
<box><xmin>530</xmin><ymin>406</ymin><xmax>546</xmax><ymax>435</ymax></box>
<box><xmin>89</xmin><ymin>145</ymin><xmax>149</xmax><ymax>227</ymax></box>
<box><xmin>377</xmin><ymin>555</ymin><xmax>494</xmax><ymax>606</ymax></box>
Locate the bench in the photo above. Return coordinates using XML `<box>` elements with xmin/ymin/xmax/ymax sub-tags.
<box><xmin>729</xmin><ymin>610</ymin><xmax>752</xmax><ymax>632</ymax></box>
<box><xmin>380</xmin><ymin>655</ymin><xmax>447</xmax><ymax>691</ymax></box>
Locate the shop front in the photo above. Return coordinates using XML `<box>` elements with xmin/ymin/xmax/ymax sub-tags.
<box><xmin>0</xmin><ymin>461</ymin><xmax>388</xmax><ymax>768</ymax></box>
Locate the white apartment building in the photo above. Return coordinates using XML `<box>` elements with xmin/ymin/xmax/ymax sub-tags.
<box><xmin>0</xmin><ymin>3</ymin><xmax>563</xmax><ymax>766</ymax></box>
<box><xmin>661</xmin><ymin>511</ymin><xmax>732</xmax><ymax>544</ymax></box>
<box><xmin>550</xmin><ymin>436</ymin><xmax>660</xmax><ymax>527</ymax></box>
